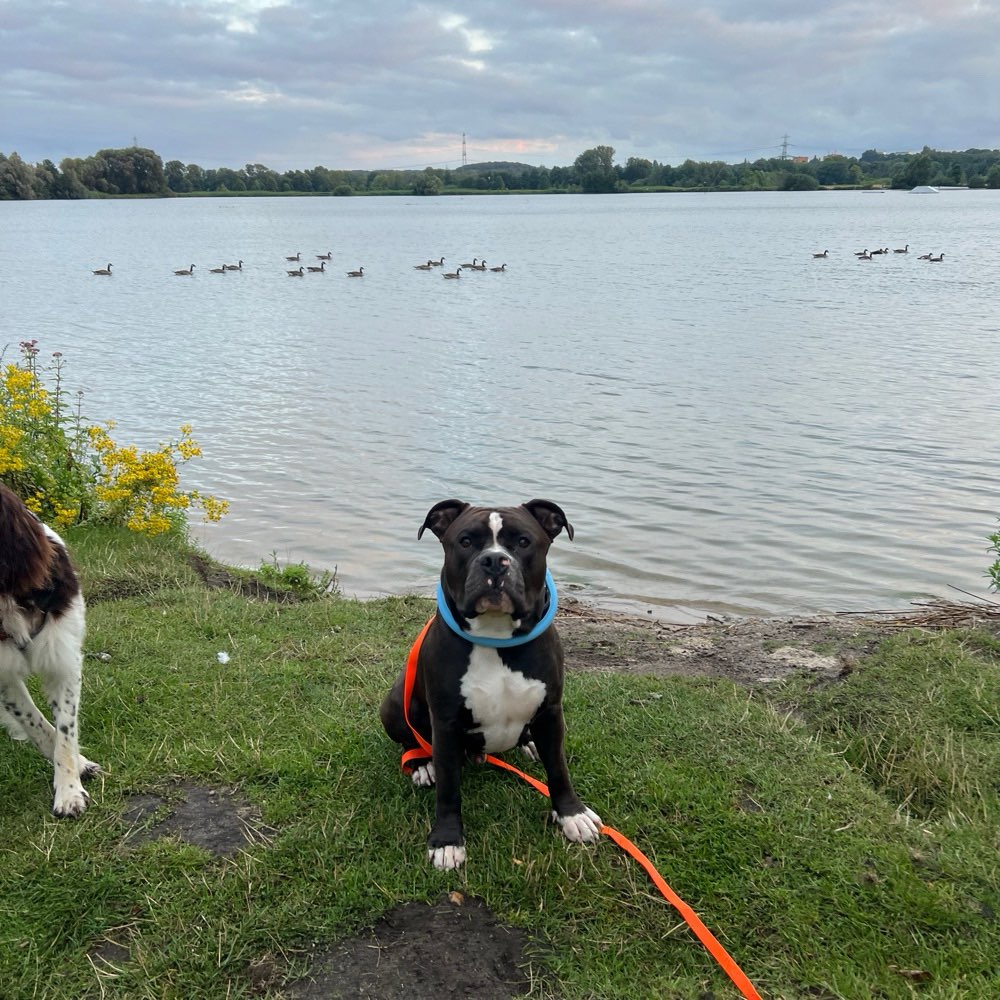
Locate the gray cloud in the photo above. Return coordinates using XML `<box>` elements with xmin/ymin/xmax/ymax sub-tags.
<box><xmin>3</xmin><ymin>0</ymin><xmax>998</xmax><ymax>171</ymax></box>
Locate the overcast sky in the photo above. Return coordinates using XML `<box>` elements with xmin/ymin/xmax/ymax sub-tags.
<box><xmin>3</xmin><ymin>0</ymin><xmax>998</xmax><ymax>173</ymax></box>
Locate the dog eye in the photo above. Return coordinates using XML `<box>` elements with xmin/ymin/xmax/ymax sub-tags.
<box><xmin>518</xmin><ymin>536</ymin><xmax>531</xmax><ymax>548</ymax></box>
<box><xmin>459</xmin><ymin>535</ymin><xmax>473</xmax><ymax>548</ymax></box>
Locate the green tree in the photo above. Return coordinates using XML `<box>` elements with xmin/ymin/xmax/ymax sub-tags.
<box><xmin>622</xmin><ymin>157</ymin><xmax>653</xmax><ymax>183</ymax></box>
<box><xmin>985</xmin><ymin>164</ymin><xmax>1000</xmax><ymax>189</ymax></box>
<box><xmin>185</xmin><ymin>164</ymin><xmax>206</xmax><ymax>191</ymax></box>
<box><xmin>0</xmin><ymin>152</ymin><xmax>37</xmax><ymax>199</ymax></box>
<box><xmin>94</xmin><ymin>147</ymin><xmax>167</xmax><ymax>195</ymax></box>
<box><xmin>165</xmin><ymin>160</ymin><xmax>191</xmax><ymax>193</ymax></box>
<box><xmin>245</xmin><ymin>163</ymin><xmax>279</xmax><ymax>191</ymax></box>
<box><xmin>574</xmin><ymin>145</ymin><xmax>618</xmax><ymax>192</ymax></box>
<box><xmin>781</xmin><ymin>171</ymin><xmax>819</xmax><ymax>191</ymax></box>
<box><xmin>894</xmin><ymin>153</ymin><xmax>933</xmax><ymax>189</ymax></box>
<box><xmin>412</xmin><ymin>169</ymin><xmax>443</xmax><ymax>195</ymax></box>
<box><xmin>816</xmin><ymin>155</ymin><xmax>852</xmax><ymax>186</ymax></box>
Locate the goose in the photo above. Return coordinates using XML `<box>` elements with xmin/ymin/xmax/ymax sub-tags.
<box><xmin>928</xmin><ymin>253</ymin><xmax>945</xmax><ymax>262</ymax></box>
<box><xmin>285</xmin><ymin>252</ymin><xmax>301</xmax><ymax>262</ymax></box>
<box><xmin>857</xmin><ymin>252</ymin><xmax>873</xmax><ymax>261</ymax></box>
<box><xmin>893</xmin><ymin>245</ymin><xmax>909</xmax><ymax>254</ymax></box>
<box><xmin>460</xmin><ymin>257</ymin><xmax>479</xmax><ymax>268</ymax></box>
<box><xmin>469</xmin><ymin>260</ymin><xmax>487</xmax><ymax>271</ymax></box>
<box><xmin>92</xmin><ymin>263</ymin><xmax>113</xmax><ymax>275</ymax></box>
<box><xmin>430</xmin><ymin>257</ymin><xmax>445</xmax><ymax>266</ymax></box>
<box><xmin>854</xmin><ymin>249</ymin><xmax>869</xmax><ymax>257</ymax></box>
<box><xmin>306</xmin><ymin>261</ymin><xmax>326</xmax><ymax>273</ymax></box>
<box><xmin>174</xmin><ymin>264</ymin><xmax>196</xmax><ymax>275</ymax></box>
<box><xmin>442</xmin><ymin>267</ymin><xmax>462</xmax><ymax>279</ymax></box>
<box><xmin>917</xmin><ymin>252</ymin><xmax>932</xmax><ymax>260</ymax></box>
<box><xmin>812</xmin><ymin>250</ymin><xmax>829</xmax><ymax>258</ymax></box>
<box><xmin>316</xmin><ymin>251</ymin><xmax>333</xmax><ymax>260</ymax></box>
<box><xmin>223</xmin><ymin>260</ymin><xmax>243</xmax><ymax>271</ymax></box>
<box><xmin>346</xmin><ymin>266</ymin><xmax>364</xmax><ymax>277</ymax></box>
<box><xmin>287</xmin><ymin>266</ymin><xmax>305</xmax><ymax>277</ymax></box>
<box><xmin>489</xmin><ymin>263</ymin><xmax>507</xmax><ymax>272</ymax></box>
<box><xmin>413</xmin><ymin>260</ymin><xmax>434</xmax><ymax>270</ymax></box>
<box><xmin>869</xmin><ymin>247</ymin><xmax>886</xmax><ymax>255</ymax></box>
<box><xmin>208</xmin><ymin>264</ymin><xmax>227</xmax><ymax>273</ymax></box>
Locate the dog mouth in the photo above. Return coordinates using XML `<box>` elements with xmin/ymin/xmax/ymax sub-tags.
<box><xmin>471</xmin><ymin>575</ymin><xmax>518</xmax><ymax>615</ymax></box>
<box><xmin>469</xmin><ymin>573</ymin><xmax>517</xmax><ymax>615</ymax></box>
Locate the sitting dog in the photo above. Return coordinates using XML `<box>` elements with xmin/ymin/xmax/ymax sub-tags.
<box><xmin>380</xmin><ymin>498</ymin><xmax>601</xmax><ymax>869</ymax></box>
<box><xmin>0</xmin><ymin>483</ymin><xmax>99</xmax><ymax>817</ymax></box>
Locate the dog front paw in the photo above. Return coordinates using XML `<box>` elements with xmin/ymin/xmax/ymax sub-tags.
<box><xmin>553</xmin><ymin>806</ymin><xmax>603</xmax><ymax>843</ymax></box>
<box><xmin>428</xmin><ymin>844</ymin><xmax>466</xmax><ymax>869</ymax></box>
<box><xmin>53</xmin><ymin>784</ymin><xmax>90</xmax><ymax>819</ymax></box>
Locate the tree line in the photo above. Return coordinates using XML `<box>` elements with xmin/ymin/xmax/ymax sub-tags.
<box><xmin>2</xmin><ymin>143</ymin><xmax>1000</xmax><ymax>200</ymax></box>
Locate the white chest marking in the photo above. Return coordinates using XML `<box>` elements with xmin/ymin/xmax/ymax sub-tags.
<box><xmin>460</xmin><ymin>646</ymin><xmax>546</xmax><ymax>753</ymax></box>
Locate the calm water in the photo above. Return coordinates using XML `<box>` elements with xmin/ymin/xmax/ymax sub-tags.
<box><xmin>2</xmin><ymin>191</ymin><xmax>998</xmax><ymax>620</ymax></box>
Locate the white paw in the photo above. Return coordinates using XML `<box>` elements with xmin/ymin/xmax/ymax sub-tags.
<box><xmin>53</xmin><ymin>784</ymin><xmax>90</xmax><ymax>819</ymax></box>
<box><xmin>520</xmin><ymin>741</ymin><xmax>539</xmax><ymax>762</ymax></box>
<box><xmin>428</xmin><ymin>844</ymin><xmax>466</xmax><ymax>869</ymax></box>
<box><xmin>553</xmin><ymin>806</ymin><xmax>602</xmax><ymax>843</ymax></box>
<box><xmin>411</xmin><ymin>762</ymin><xmax>435</xmax><ymax>787</ymax></box>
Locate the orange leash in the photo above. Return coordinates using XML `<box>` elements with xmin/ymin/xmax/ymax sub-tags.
<box><xmin>400</xmin><ymin>617</ymin><xmax>762</xmax><ymax>1000</ymax></box>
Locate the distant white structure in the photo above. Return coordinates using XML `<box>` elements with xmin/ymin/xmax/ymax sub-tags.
<box><xmin>911</xmin><ymin>185</ymin><xmax>939</xmax><ymax>193</ymax></box>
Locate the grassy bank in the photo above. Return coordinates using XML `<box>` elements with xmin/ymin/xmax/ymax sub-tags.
<box><xmin>2</xmin><ymin>528</ymin><xmax>997</xmax><ymax>999</ymax></box>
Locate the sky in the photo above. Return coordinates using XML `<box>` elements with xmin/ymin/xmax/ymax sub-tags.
<box><xmin>3</xmin><ymin>0</ymin><xmax>999</xmax><ymax>173</ymax></box>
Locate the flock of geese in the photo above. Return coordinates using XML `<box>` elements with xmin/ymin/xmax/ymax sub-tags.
<box><xmin>91</xmin><ymin>253</ymin><xmax>508</xmax><ymax>279</ymax></box>
<box><xmin>411</xmin><ymin>256</ymin><xmax>507</xmax><ymax>278</ymax></box>
<box><xmin>811</xmin><ymin>245</ymin><xmax>946</xmax><ymax>262</ymax></box>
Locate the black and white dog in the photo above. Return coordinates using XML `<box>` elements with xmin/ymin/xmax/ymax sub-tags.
<box><xmin>0</xmin><ymin>483</ymin><xmax>99</xmax><ymax>817</ymax></box>
<box><xmin>380</xmin><ymin>498</ymin><xmax>601</xmax><ymax>869</ymax></box>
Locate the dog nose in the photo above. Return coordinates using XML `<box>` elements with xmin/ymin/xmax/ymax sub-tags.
<box><xmin>479</xmin><ymin>552</ymin><xmax>510</xmax><ymax>575</ymax></box>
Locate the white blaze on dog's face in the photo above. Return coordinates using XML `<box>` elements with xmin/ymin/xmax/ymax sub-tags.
<box><xmin>472</xmin><ymin>511</ymin><xmax>516</xmax><ymax>616</ymax></box>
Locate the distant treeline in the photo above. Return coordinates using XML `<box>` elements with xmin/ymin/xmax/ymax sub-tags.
<box><xmin>2</xmin><ymin>143</ymin><xmax>1000</xmax><ymax>200</ymax></box>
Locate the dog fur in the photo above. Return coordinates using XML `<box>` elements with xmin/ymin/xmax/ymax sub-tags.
<box><xmin>0</xmin><ymin>483</ymin><xmax>99</xmax><ymax>816</ymax></box>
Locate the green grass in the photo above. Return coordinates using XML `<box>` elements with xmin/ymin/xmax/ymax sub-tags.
<box><xmin>2</xmin><ymin>529</ymin><xmax>997</xmax><ymax>999</ymax></box>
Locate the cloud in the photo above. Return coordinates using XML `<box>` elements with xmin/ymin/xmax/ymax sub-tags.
<box><xmin>2</xmin><ymin>0</ymin><xmax>997</xmax><ymax>171</ymax></box>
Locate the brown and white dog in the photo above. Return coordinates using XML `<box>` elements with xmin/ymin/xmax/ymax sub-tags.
<box><xmin>0</xmin><ymin>483</ymin><xmax>99</xmax><ymax>816</ymax></box>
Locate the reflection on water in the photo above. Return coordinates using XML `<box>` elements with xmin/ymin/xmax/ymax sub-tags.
<box><xmin>2</xmin><ymin>191</ymin><xmax>999</xmax><ymax>619</ymax></box>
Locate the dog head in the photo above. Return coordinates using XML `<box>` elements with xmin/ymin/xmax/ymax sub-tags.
<box><xmin>419</xmin><ymin>499</ymin><xmax>573</xmax><ymax>622</ymax></box>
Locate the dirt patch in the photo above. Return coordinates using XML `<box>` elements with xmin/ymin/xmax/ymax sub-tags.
<box><xmin>188</xmin><ymin>552</ymin><xmax>305</xmax><ymax>603</ymax></box>
<box><xmin>121</xmin><ymin>781</ymin><xmax>274</xmax><ymax>855</ymax></box>
<box><xmin>554</xmin><ymin>597</ymin><xmax>1000</xmax><ymax>687</ymax></box>
<box><xmin>283</xmin><ymin>894</ymin><xmax>535</xmax><ymax>1000</ymax></box>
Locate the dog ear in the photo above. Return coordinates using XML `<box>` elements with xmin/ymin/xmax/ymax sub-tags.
<box><xmin>418</xmin><ymin>499</ymin><xmax>470</xmax><ymax>540</ymax></box>
<box><xmin>523</xmin><ymin>499</ymin><xmax>574</xmax><ymax>541</ymax></box>
<box><xmin>0</xmin><ymin>484</ymin><xmax>55</xmax><ymax>594</ymax></box>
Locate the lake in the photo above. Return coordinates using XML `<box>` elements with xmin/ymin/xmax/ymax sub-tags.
<box><xmin>2</xmin><ymin>190</ymin><xmax>998</xmax><ymax>620</ymax></box>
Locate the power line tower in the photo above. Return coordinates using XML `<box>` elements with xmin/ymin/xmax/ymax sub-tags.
<box><xmin>462</xmin><ymin>133</ymin><xmax>468</xmax><ymax>167</ymax></box>
<box><xmin>780</xmin><ymin>134</ymin><xmax>790</xmax><ymax>160</ymax></box>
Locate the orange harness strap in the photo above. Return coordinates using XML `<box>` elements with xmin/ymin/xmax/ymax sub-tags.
<box><xmin>399</xmin><ymin>617</ymin><xmax>762</xmax><ymax>1000</ymax></box>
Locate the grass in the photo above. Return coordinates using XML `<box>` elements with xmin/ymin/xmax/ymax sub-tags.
<box><xmin>2</xmin><ymin>528</ymin><xmax>997</xmax><ymax>999</ymax></box>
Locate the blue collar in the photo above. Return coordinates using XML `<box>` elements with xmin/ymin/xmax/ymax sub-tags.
<box><xmin>435</xmin><ymin>569</ymin><xmax>558</xmax><ymax>648</ymax></box>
